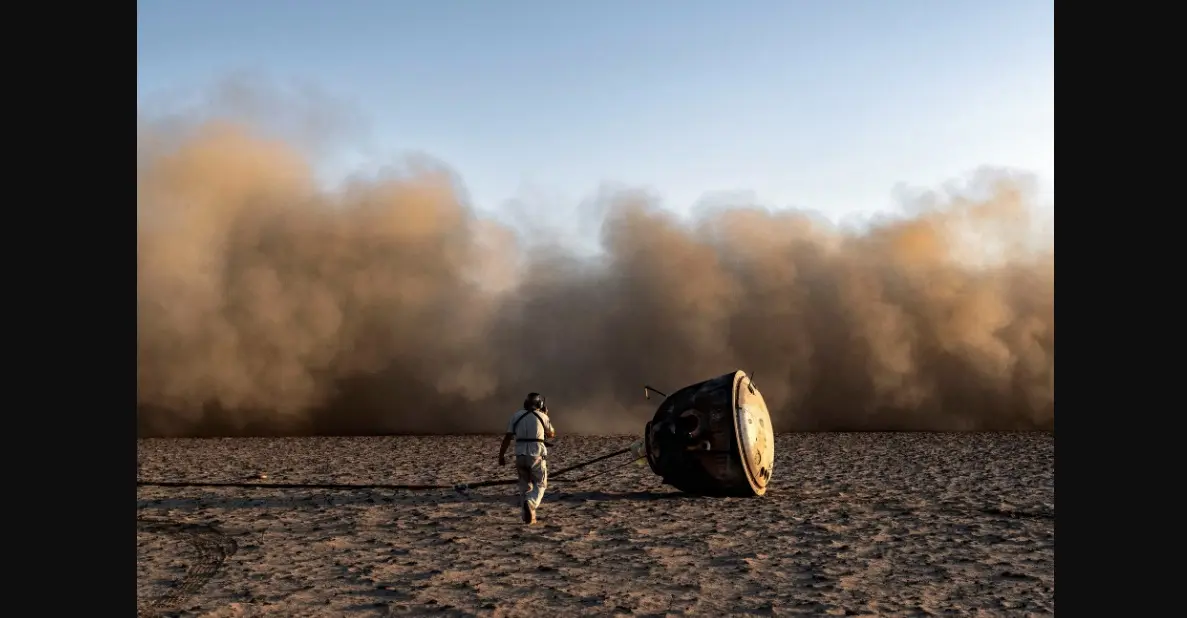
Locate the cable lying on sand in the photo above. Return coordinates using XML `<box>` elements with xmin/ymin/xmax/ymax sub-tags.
<box><xmin>137</xmin><ymin>446</ymin><xmax>642</xmax><ymax>493</ymax></box>
<box><xmin>137</xmin><ymin>371</ymin><xmax>778</xmax><ymax>498</ymax></box>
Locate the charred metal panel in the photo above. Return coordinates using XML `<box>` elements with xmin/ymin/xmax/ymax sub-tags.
<box><xmin>644</xmin><ymin>370</ymin><xmax>774</xmax><ymax>496</ymax></box>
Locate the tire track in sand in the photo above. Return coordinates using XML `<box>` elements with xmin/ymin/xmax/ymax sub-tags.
<box><xmin>137</xmin><ymin>518</ymin><xmax>238</xmax><ymax>617</ymax></box>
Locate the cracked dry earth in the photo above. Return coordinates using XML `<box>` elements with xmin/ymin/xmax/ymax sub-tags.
<box><xmin>137</xmin><ymin>433</ymin><xmax>1054</xmax><ymax>617</ymax></box>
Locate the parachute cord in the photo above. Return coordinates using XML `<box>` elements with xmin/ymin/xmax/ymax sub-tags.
<box><xmin>137</xmin><ymin>445</ymin><xmax>638</xmax><ymax>493</ymax></box>
<box><xmin>565</xmin><ymin>457</ymin><xmax>647</xmax><ymax>483</ymax></box>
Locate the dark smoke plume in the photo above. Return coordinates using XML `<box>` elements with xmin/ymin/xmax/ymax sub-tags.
<box><xmin>137</xmin><ymin>85</ymin><xmax>1054</xmax><ymax>437</ymax></box>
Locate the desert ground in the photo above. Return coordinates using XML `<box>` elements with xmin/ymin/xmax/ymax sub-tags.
<box><xmin>136</xmin><ymin>433</ymin><xmax>1054</xmax><ymax>617</ymax></box>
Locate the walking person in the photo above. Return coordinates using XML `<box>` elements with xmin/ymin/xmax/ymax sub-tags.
<box><xmin>498</xmin><ymin>392</ymin><xmax>556</xmax><ymax>524</ymax></box>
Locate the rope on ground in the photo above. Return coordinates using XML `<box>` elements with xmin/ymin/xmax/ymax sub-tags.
<box><xmin>136</xmin><ymin>446</ymin><xmax>637</xmax><ymax>493</ymax></box>
<box><xmin>567</xmin><ymin>457</ymin><xmax>647</xmax><ymax>483</ymax></box>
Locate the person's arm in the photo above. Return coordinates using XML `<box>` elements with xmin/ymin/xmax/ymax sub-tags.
<box><xmin>545</xmin><ymin>417</ymin><xmax>556</xmax><ymax>440</ymax></box>
<box><xmin>499</xmin><ymin>415</ymin><xmax>516</xmax><ymax>465</ymax></box>
<box><xmin>498</xmin><ymin>433</ymin><xmax>513</xmax><ymax>465</ymax></box>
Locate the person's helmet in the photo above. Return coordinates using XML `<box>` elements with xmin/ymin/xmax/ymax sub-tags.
<box><xmin>524</xmin><ymin>392</ymin><xmax>546</xmax><ymax>411</ymax></box>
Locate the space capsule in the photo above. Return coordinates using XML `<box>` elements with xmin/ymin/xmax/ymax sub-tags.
<box><xmin>643</xmin><ymin>370</ymin><xmax>775</xmax><ymax>497</ymax></box>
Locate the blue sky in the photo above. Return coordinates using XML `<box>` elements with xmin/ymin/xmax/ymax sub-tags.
<box><xmin>137</xmin><ymin>0</ymin><xmax>1054</xmax><ymax>234</ymax></box>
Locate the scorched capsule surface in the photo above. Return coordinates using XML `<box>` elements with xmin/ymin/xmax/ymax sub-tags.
<box><xmin>644</xmin><ymin>370</ymin><xmax>775</xmax><ymax>496</ymax></box>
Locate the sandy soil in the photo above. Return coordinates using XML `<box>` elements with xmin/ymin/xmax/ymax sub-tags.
<box><xmin>137</xmin><ymin>433</ymin><xmax>1054</xmax><ymax>617</ymax></box>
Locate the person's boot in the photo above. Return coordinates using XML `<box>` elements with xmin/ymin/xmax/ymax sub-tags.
<box><xmin>521</xmin><ymin>501</ymin><xmax>532</xmax><ymax>524</ymax></box>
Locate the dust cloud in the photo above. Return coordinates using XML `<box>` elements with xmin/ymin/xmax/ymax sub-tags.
<box><xmin>137</xmin><ymin>90</ymin><xmax>1054</xmax><ymax>438</ymax></box>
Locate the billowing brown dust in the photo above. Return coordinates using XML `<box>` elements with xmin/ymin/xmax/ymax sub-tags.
<box><xmin>137</xmin><ymin>92</ymin><xmax>1053</xmax><ymax>437</ymax></box>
